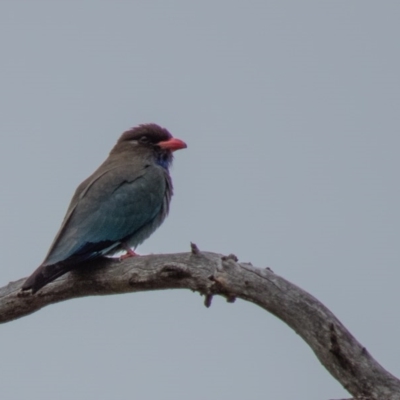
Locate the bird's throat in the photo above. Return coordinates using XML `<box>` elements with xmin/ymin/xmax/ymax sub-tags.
<box><xmin>155</xmin><ymin>152</ymin><xmax>173</xmax><ymax>170</ymax></box>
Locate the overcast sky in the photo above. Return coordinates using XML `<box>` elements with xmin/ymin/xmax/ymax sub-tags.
<box><xmin>1</xmin><ymin>2</ymin><xmax>400</xmax><ymax>399</ymax></box>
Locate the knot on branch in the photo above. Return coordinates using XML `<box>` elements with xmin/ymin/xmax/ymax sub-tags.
<box><xmin>221</xmin><ymin>253</ymin><xmax>238</xmax><ymax>262</ymax></box>
<box><xmin>159</xmin><ymin>264</ymin><xmax>191</xmax><ymax>280</ymax></box>
<box><xmin>203</xmin><ymin>275</ymin><xmax>236</xmax><ymax>308</ymax></box>
<box><xmin>203</xmin><ymin>253</ymin><xmax>241</xmax><ymax>308</ymax></box>
<box><xmin>211</xmin><ymin>274</ymin><xmax>237</xmax><ymax>303</ymax></box>
<box><xmin>190</xmin><ymin>242</ymin><xmax>200</xmax><ymax>255</ymax></box>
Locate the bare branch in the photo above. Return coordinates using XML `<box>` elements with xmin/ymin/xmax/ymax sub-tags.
<box><xmin>1</xmin><ymin>248</ymin><xmax>399</xmax><ymax>399</ymax></box>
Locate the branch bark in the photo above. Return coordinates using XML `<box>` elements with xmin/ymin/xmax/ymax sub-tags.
<box><xmin>1</xmin><ymin>244</ymin><xmax>399</xmax><ymax>399</ymax></box>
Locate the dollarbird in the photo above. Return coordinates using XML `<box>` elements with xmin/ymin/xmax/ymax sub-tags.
<box><xmin>22</xmin><ymin>123</ymin><xmax>187</xmax><ymax>293</ymax></box>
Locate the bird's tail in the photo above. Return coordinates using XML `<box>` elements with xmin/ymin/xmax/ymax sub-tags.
<box><xmin>21</xmin><ymin>262</ymin><xmax>74</xmax><ymax>294</ymax></box>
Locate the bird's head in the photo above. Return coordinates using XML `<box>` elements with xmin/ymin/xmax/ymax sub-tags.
<box><xmin>111</xmin><ymin>124</ymin><xmax>187</xmax><ymax>169</ymax></box>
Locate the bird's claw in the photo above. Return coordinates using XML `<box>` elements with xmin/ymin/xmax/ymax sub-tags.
<box><xmin>119</xmin><ymin>248</ymin><xmax>138</xmax><ymax>261</ymax></box>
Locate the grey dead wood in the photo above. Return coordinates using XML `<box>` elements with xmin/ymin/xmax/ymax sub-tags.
<box><xmin>1</xmin><ymin>244</ymin><xmax>399</xmax><ymax>400</ymax></box>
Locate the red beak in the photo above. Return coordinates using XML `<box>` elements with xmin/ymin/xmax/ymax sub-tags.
<box><xmin>158</xmin><ymin>137</ymin><xmax>187</xmax><ymax>151</ymax></box>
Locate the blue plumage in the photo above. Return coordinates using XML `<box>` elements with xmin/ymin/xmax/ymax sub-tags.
<box><xmin>22</xmin><ymin>124</ymin><xmax>186</xmax><ymax>293</ymax></box>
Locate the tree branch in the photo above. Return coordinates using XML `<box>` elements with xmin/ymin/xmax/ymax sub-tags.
<box><xmin>1</xmin><ymin>245</ymin><xmax>399</xmax><ymax>399</ymax></box>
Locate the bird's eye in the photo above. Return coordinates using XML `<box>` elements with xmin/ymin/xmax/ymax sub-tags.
<box><xmin>139</xmin><ymin>136</ymin><xmax>149</xmax><ymax>143</ymax></box>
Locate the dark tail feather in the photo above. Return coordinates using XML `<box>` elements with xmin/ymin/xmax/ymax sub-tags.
<box><xmin>22</xmin><ymin>262</ymin><xmax>74</xmax><ymax>294</ymax></box>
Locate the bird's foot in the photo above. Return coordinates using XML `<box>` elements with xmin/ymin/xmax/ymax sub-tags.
<box><xmin>119</xmin><ymin>246</ymin><xmax>138</xmax><ymax>261</ymax></box>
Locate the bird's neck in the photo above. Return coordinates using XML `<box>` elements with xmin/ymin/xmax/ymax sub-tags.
<box><xmin>155</xmin><ymin>151</ymin><xmax>173</xmax><ymax>170</ymax></box>
<box><xmin>108</xmin><ymin>146</ymin><xmax>173</xmax><ymax>171</ymax></box>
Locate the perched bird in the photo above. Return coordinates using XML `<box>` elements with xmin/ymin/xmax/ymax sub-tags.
<box><xmin>22</xmin><ymin>123</ymin><xmax>187</xmax><ymax>293</ymax></box>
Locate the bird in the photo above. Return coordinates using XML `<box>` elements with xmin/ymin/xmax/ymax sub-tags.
<box><xmin>22</xmin><ymin>123</ymin><xmax>187</xmax><ymax>293</ymax></box>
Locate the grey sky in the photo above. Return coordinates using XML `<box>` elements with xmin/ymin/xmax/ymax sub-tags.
<box><xmin>1</xmin><ymin>1</ymin><xmax>399</xmax><ymax>399</ymax></box>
